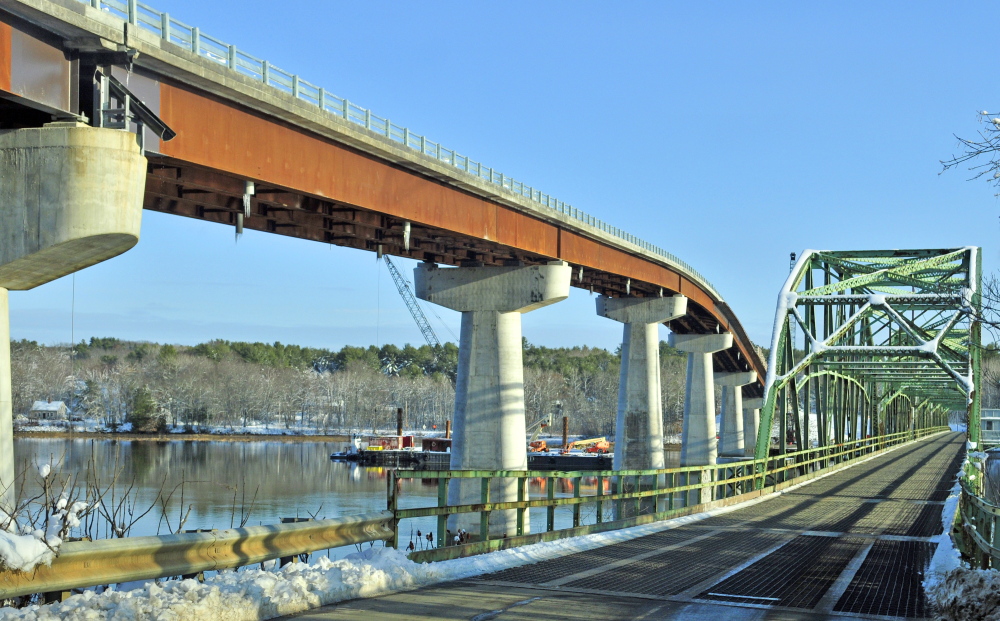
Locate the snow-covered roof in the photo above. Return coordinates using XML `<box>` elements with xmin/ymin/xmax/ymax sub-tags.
<box><xmin>30</xmin><ymin>401</ymin><xmax>66</xmax><ymax>412</ymax></box>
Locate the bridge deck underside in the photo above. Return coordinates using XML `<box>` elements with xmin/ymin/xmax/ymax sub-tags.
<box><xmin>289</xmin><ymin>432</ymin><xmax>964</xmax><ymax>621</ymax></box>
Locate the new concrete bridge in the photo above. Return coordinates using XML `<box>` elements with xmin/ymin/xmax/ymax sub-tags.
<box><xmin>0</xmin><ymin>0</ymin><xmax>765</xmax><ymax>523</ymax></box>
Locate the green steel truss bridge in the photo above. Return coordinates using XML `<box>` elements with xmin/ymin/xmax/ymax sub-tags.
<box><xmin>756</xmin><ymin>247</ymin><xmax>982</xmax><ymax>460</ymax></box>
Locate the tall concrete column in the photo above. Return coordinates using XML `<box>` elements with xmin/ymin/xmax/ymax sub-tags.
<box><xmin>669</xmin><ymin>332</ymin><xmax>732</xmax><ymax>506</ymax></box>
<box><xmin>415</xmin><ymin>261</ymin><xmax>570</xmax><ymax>537</ymax></box>
<box><xmin>0</xmin><ymin>122</ymin><xmax>145</xmax><ymax>521</ymax></box>
<box><xmin>743</xmin><ymin>397</ymin><xmax>764</xmax><ymax>458</ymax></box>
<box><xmin>716</xmin><ymin>372</ymin><xmax>757</xmax><ymax>458</ymax></box>
<box><xmin>669</xmin><ymin>333</ymin><xmax>732</xmax><ymax>467</ymax></box>
<box><xmin>597</xmin><ymin>295</ymin><xmax>686</xmax><ymax>517</ymax></box>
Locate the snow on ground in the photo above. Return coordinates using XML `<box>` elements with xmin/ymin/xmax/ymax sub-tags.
<box><xmin>0</xmin><ymin>503</ymin><xmax>771</xmax><ymax>621</ymax></box>
<box><xmin>0</xmin><ymin>436</ymin><xmax>929</xmax><ymax>620</ymax></box>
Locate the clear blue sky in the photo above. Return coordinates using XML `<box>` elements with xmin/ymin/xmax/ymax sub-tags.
<box><xmin>9</xmin><ymin>1</ymin><xmax>999</xmax><ymax>351</ymax></box>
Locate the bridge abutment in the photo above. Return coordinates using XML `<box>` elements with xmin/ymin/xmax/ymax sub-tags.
<box><xmin>596</xmin><ymin>295</ymin><xmax>686</xmax><ymax>517</ymax></box>
<box><xmin>0</xmin><ymin>123</ymin><xmax>146</xmax><ymax>517</ymax></box>
<box><xmin>716</xmin><ymin>371</ymin><xmax>757</xmax><ymax>458</ymax></box>
<box><xmin>415</xmin><ymin>261</ymin><xmax>570</xmax><ymax>537</ymax></box>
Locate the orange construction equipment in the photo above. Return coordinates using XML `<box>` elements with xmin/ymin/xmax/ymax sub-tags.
<box><xmin>528</xmin><ymin>440</ymin><xmax>548</xmax><ymax>452</ymax></box>
<box><xmin>563</xmin><ymin>437</ymin><xmax>611</xmax><ymax>454</ymax></box>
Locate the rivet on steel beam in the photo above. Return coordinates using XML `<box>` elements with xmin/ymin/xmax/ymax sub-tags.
<box><xmin>403</xmin><ymin>222</ymin><xmax>411</xmax><ymax>252</ymax></box>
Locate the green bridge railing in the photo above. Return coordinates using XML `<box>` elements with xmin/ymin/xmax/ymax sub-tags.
<box><xmin>391</xmin><ymin>426</ymin><xmax>949</xmax><ymax>562</ymax></box>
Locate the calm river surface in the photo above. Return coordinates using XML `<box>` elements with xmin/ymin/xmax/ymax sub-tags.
<box><xmin>13</xmin><ymin>437</ymin><xmax>674</xmax><ymax>557</ymax></box>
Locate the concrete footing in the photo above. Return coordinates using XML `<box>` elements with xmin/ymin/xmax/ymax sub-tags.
<box><xmin>597</xmin><ymin>295</ymin><xmax>686</xmax><ymax>517</ymax></box>
<box><xmin>716</xmin><ymin>372</ymin><xmax>757</xmax><ymax>457</ymax></box>
<box><xmin>0</xmin><ymin>123</ymin><xmax>146</xmax><ymax>518</ymax></box>
<box><xmin>415</xmin><ymin>261</ymin><xmax>571</xmax><ymax>536</ymax></box>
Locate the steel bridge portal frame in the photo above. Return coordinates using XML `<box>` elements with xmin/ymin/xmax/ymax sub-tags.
<box><xmin>756</xmin><ymin>248</ymin><xmax>982</xmax><ymax>462</ymax></box>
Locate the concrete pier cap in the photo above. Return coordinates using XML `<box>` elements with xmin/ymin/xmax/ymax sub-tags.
<box><xmin>596</xmin><ymin>294</ymin><xmax>687</xmax><ymax>324</ymax></box>
<box><xmin>0</xmin><ymin>122</ymin><xmax>146</xmax><ymax>290</ymax></box>
<box><xmin>669</xmin><ymin>332</ymin><xmax>733</xmax><ymax>354</ymax></box>
<box><xmin>414</xmin><ymin>260</ymin><xmax>571</xmax><ymax>312</ymax></box>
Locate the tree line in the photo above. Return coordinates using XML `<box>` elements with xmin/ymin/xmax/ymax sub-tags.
<box><xmin>11</xmin><ymin>337</ymin><xmax>694</xmax><ymax>438</ymax></box>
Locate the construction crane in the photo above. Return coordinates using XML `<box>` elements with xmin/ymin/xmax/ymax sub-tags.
<box><xmin>383</xmin><ymin>255</ymin><xmax>441</xmax><ymax>348</ymax></box>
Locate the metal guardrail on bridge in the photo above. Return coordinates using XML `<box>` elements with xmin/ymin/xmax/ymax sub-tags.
<box><xmin>0</xmin><ymin>511</ymin><xmax>393</xmax><ymax>601</ymax></box>
<box><xmin>73</xmin><ymin>0</ymin><xmax>718</xmax><ymax>296</ymax></box>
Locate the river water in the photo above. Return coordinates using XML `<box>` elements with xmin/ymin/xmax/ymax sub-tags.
<box><xmin>13</xmin><ymin>437</ymin><xmax>681</xmax><ymax>558</ymax></box>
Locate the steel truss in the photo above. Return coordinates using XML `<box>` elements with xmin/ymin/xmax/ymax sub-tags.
<box><xmin>756</xmin><ymin>248</ymin><xmax>982</xmax><ymax>460</ymax></box>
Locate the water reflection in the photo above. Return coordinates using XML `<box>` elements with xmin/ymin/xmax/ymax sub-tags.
<box><xmin>13</xmin><ymin>438</ymin><xmax>682</xmax><ymax>558</ymax></box>
<box><xmin>13</xmin><ymin>438</ymin><xmax>436</xmax><ymax>541</ymax></box>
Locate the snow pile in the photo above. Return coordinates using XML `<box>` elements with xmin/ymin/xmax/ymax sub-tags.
<box><xmin>926</xmin><ymin>567</ymin><xmax>1000</xmax><ymax>620</ymax></box>
<box><xmin>0</xmin><ymin>465</ymin><xmax>89</xmax><ymax>574</ymax></box>
<box><xmin>0</xmin><ymin>529</ymin><xmax>56</xmax><ymax>574</ymax></box>
<box><xmin>924</xmin><ymin>477</ymin><xmax>963</xmax><ymax>595</ymax></box>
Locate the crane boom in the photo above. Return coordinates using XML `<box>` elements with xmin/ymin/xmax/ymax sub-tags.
<box><xmin>383</xmin><ymin>256</ymin><xmax>441</xmax><ymax>348</ymax></box>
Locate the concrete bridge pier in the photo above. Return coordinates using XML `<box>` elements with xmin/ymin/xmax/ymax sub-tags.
<box><xmin>742</xmin><ymin>397</ymin><xmax>764</xmax><ymax>458</ymax></box>
<box><xmin>0</xmin><ymin>122</ymin><xmax>146</xmax><ymax>521</ymax></box>
<box><xmin>596</xmin><ymin>295</ymin><xmax>686</xmax><ymax>518</ymax></box>
<box><xmin>415</xmin><ymin>261</ymin><xmax>571</xmax><ymax>537</ymax></box>
<box><xmin>670</xmin><ymin>332</ymin><xmax>733</xmax><ymax>506</ymax></box>
<box><xmin>716</xmin><ymin>372</ymin><xmax>757</xmax><ymax>458</ymax></box>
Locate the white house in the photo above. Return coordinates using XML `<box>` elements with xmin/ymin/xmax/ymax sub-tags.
<box><xmin>29</xmin><ymin>400</ymin><xmax>68</xmax><ymax>421</ymax></box>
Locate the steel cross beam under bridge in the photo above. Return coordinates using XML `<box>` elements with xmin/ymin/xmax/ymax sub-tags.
<box><xmin>0</xmin><ymin>0</ymin><xmax>763</xmax><ymax>385</ymax></box>
<box><xmin>756</xmin><ymin>247</ymin><xmax>982</xmax><ymax>460</ymax></box>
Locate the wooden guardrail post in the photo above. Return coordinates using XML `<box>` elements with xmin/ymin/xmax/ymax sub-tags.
<box><xmin>596</xmin><ymin>474</ymin><xmax>604</xmax><ymax>523</ymax></box>
<box><xmin>546</xmin><ymin>476</ymin><xmax>555</xmax><ymax>532</ymax></box>
<box><xmin>516</xmin><ymin>476</ymin><xmax>526</xmax><ymax>536</ymax></box>
<box><xmin>479</xmin><ymin>476</ymin><xmax>490</xmax><ymax>543</ymax></box>
<box><xmin>437</xmin><ymin>476</ymin><xmax>448</xmax><ymax>547</ymax></box>
<box><xmin>387</xmin><ymin>470</ymin><xmax>399</xmax><ymax>549</ymax></box>
<box><xmin>572</xmin><ymin>476</ymin><xmax>582</xmax><ymax>526</ymax></box>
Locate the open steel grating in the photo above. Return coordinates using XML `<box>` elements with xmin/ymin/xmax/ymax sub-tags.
<box><xmin>697</xmin><ymin>535</ymin><xmax>866</xmax><ymax>609</ymax></box>
<box><xmin>834</xmin><ymin>539</ymin><xmax>937</xmax><ymax>618</ymax></box>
